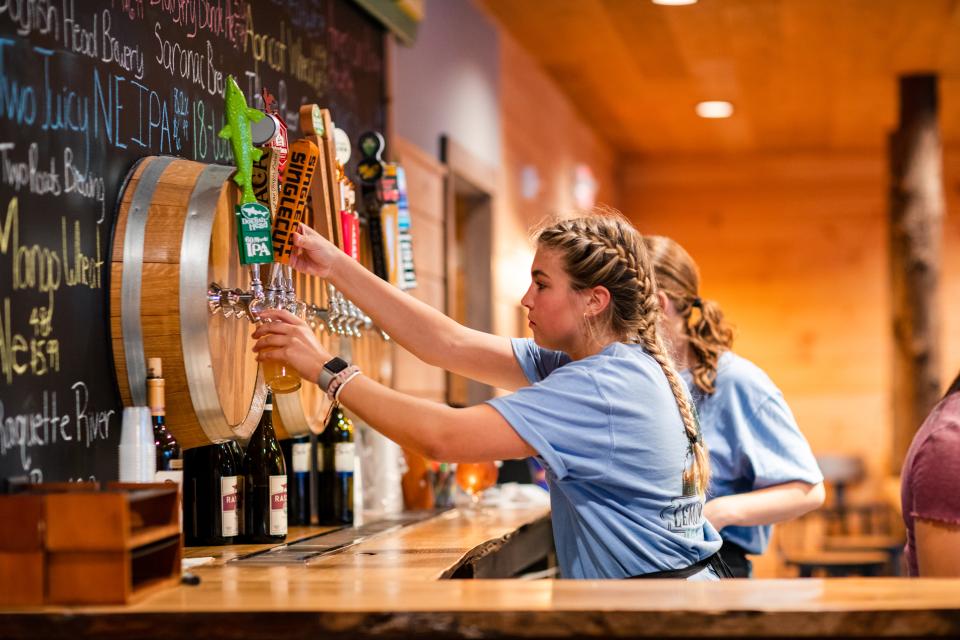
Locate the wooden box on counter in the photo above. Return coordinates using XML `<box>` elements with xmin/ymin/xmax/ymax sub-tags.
<box><xmin>0</xmin><ymin>493</ymin><xmax>46</xmax><ymax>605</ymax></box>
<box><xmin>0</xmin><ymin>483</ymin><xmax>182</xmax><ymax>606</ymax></box>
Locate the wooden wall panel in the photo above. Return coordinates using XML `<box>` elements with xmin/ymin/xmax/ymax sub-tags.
<box><xmin>491</xmin><ymin>29</ymin><xmax>620</xmax><ymax>344</ymax></box>
<box><xmin>390</xmin><ymin>20</ymin><xmax>622</xmax><ymax>399</ymax></box>
<box><xmin>622</xmin><ymin>148</ymin><xmax>960</xmax><ymax>576</ymax></box>
<box><xmin>390</xmin><ymin>138</ymin><xmax>448</xmax><ymax>402</ymax></box>
<box><xmin>623</xmin><ymin>151</ymin><xmax>892</xmax><ymax>482</ymax></box>
<box><xmin>940</xmin><ymin>153</ymin><xmax>960</xmax><ymax>389</ymax></box>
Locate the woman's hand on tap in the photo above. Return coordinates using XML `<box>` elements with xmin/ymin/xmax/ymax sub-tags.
<box><xmin>289</xmin><ymin>223</ymin><xmax>341</xmax><ymax>279</ymax></box>
<box><xmin>252</xmin><ymin>308</ymin><xmax>332</xmax><ymax>384</ymax></box>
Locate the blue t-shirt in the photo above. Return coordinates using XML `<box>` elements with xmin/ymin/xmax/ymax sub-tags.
<box><xmin>487</xmin><ymin>338</ymin><xmax>722</xmax><ymax>579</ymax></box>
<box><xmin>683</xmin><ymin>352</ymin><xmax>823</xmax><ymax>555</ymax></box>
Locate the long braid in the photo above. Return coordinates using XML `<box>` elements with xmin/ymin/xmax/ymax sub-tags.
<box><xmin>637</xmin><ymin>250</ymin><xmax>710</xmax><ymax>494</ymax></box>
<box><xmin>537</xmin><ymin>213</ymin><xmax>710</xmax><ymax>495</ymax></box>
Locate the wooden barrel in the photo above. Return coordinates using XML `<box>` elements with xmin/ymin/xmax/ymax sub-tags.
<box><xmin>111</xmin><ymin>157</ymin><xmax>266</xmax><ymax>448</ymax></box>
<box><xmin>111</xmin><ymin>156</ymin><xmax>389</xmax><ymax>445</ymax></box>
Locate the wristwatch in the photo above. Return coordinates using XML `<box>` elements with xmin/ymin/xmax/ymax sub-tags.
<box><xmin>317</xmin><ymin>357</ymin><xmax>350</xmax><ymax>392</ymax></box>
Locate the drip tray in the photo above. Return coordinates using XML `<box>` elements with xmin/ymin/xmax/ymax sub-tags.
<box><xmin>230</xmin><ymin>511</ymin><xmax>447</xmax><ymax>565</ymax></box>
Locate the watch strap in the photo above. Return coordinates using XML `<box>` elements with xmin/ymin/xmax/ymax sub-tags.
<box><xmin>317</xmin><ymin>357</ymin><xmax>349</xmax><ymax>392</ymax></box>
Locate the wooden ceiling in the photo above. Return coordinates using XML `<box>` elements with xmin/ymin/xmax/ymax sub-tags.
<box><xmin>480</xmin><ymin>0</ymin><xmax>960</xmax><ymax>154</ymax></box>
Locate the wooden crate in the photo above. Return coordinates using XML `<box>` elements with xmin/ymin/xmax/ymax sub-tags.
<box><xmin>0</xmin><ymin>483</ymin><xmax>182</xmax><ymax>605</ymax></box>
<box><xmin>0</xmin><ymin>494</ymin><xmax>45</xmax><ymax>606</ymax></box>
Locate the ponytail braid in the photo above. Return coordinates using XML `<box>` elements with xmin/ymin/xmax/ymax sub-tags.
<box><xmin>644</xmin><ymin>236</ymin><xmax>734</xmax><ymax>396</ymax></box>
<box><xmin>688</xmin><ymin>298</ymin><xmax>734</xmax><ymax>395</ymax></box>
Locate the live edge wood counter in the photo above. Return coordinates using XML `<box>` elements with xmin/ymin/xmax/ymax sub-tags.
<box><xmin>2</xmin><ymin>506</ymin><xmax>959</xmax><ymax>639</ymax></box>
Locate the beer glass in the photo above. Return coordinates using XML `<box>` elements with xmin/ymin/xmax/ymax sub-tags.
<box><xmin>261</xmin><ymin>266</ymin><xmax>304</xmax><ymax>393</ymax></box>
<box><xmin>455</xmin><ymin>461</ymin><xmax>499</xmax><ymax>507</ymax></box>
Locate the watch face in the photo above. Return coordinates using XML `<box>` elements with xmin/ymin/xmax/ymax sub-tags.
<box><xmin>325</xmin><ymin>357</ymin><xmax>349</xmax><ymax>374</ymax></box>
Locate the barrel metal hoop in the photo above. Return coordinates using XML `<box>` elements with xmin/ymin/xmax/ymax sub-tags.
<box><xmin>181</xmin><ymin>164</ymin><xmax>266</xmax><ymax>442</ymax></box>
<box><xmin>121</xmin><ymin>156</ymin><xmax>175</xmax><ymax>406</ymax></box>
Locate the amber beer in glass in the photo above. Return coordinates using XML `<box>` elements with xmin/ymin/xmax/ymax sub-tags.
<box><xmin>455</xmin><ymin>462</ymin><xmax>499</xmax><ymax>505</ymax></box>
<box><xmin>263</xmin><ymin>350</ymin><xmax>301</xmax><ymax>393</ymax></box>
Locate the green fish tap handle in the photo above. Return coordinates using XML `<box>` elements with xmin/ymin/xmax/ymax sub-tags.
<box><xmin>220</xmin><ymin>75</ymin><xmax>272</xmax><ymax>266</ymax></box>
<box><xmin>219</xmin><ymin>75</ymin><xmax>265</xmax><ymax>205</ymax></box>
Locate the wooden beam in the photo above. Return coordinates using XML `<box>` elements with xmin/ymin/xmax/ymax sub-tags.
<box><xmin>889</xmin><ymin>74</ymin><xmax>944</xmax><ymax>473</ymax></box>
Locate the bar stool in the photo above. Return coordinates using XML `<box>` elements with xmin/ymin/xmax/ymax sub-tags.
<box><xmin>816</xmin><ymin>454</ymin><xmax>866</xmax><ymax>535</ymax></box>
<box><xmin>776</xmin><ymin>509</ymin><xmax>892</xmax><ymax>577</ymax></box>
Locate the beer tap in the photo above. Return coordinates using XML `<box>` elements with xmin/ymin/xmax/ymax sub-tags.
<box><xmin>207</xmin><ymin>282</ymin><xmax>224</xmax><ymax>316</ymax></box>
<box><xmin>207</xmin><ymin>282</ymin><xmax>262</xmax><ymax>322</ymax></box>
<box><xmin>326</xmin><ymin>283</ymin><xmax>343</xmax><ymax>335</ymax></box>
<box><xmin>347</xmin><ymin>300</ymin><xmax>363</xmax><ymax>337</ymax></box>
<box><xmin>246</xmin><ymin>264</ymin><xmax>266</xmax><ymax>321</ymax></box>
<box><xmin>305</xmin><ymin>303</ymin><xmax>330</xmax><ymax>333</ymax></box>
<box><xmin>207</xmin><ymin>274</ymin><xmax>392</xmax><ymax>344</ymax></box>
<box><xmin>282</xmin><ymin>264</ymin><xmax>303</xmax><ymax>316</ymax></box>
<box><xmin>263</xmin><ymin>263</ymin><xmax>283</xmax><ymax>314</ymax></box>
<box><xmin>335</xmin><ymin>290</ymin><xmax>352</xmax><ymax>336</ymax></box>
<box><xmin>230</xmin><ymin>288</ymin><xmax>250</xmax><ymax>321</ymax></box>
<box><xmin>343</xmin><ymin>300</ymin><xmax>357</xmax><ymax>337</ymax></box>
<box><xmin>339</xmin><ymin>297</ymin><xmax>353</xmax><ymax>337</ymax></box>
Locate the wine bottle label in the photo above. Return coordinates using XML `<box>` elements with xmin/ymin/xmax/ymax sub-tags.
<box><xmin>269</xmin><ymin>474</ymin><xmax>288</xmax><ymax>535</ymax></box>
<box><xmin>334</xmin><ymin>442</ymin><xmax>355</xmax><ymax>473</ymax></box>
<box><xmin>221</xmin><ymin>476</ymin><xmax>239</xmax><ymax>537</ymax></box>
<box><xmin>147</xmin><ymin>378</ymin><xmax>165</xmax><ymax>415</ymax></box>
<box><xmin>292</xmin><ymin>442</ymin><xmax>310</xmax><ymax>473</ymax></box>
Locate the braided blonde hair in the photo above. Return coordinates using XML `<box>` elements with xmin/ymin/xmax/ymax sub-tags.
<box><xmin>644</xmin><ymin>236</ymin><xmax>734</xmax><ymax>396</ymax></box>
<box><xmin>536</xmin><ymin>212</ymin><xmax>710</xmax><ymax>495</ymax></box>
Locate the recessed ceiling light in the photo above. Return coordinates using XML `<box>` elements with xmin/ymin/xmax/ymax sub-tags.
<box><xmin>652</xmin><ymin>0</ymin><xmax>698</xmax><ymax>6</ymax></box>
<box><xmin>695</xmin><ymin>101</ymin><xmax>734</xmax><ymax>119</ymax></box>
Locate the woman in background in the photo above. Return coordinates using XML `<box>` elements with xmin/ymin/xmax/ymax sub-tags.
<box><xmin>901</xmin><ymin>370</ymin><xmax>960</xmax><ymax>576</ymax></box>
<box><xmin>645</xmin><ymin>236</ymin><xmax>824</xmax><ymax>577</ymax></box>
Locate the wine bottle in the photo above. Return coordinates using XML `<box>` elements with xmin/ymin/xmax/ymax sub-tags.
<box><xmin>225</xmin><ymin>439</ymin><xmax>246</xmax><ymax>538</ymax></box>
<box><xmin>147</xmin><ymin>357</ymin><xmax>181</xmax><ymax>471</ymax></box>
<box><xmin>242</xmin><ymin>393</ymin><xmax>288</xmax><ymax>542</ymax></box>
<box><xmin>281</xmin><ymin>434</ymin><xmax>312</xmax><ymax>526</ymax></box>
<box><xmin>316</xmin><ymin>403</ymin><xmax>354</xmax><ymax>526</ymax></box>
<box><xmin>182</xmin><ymin>441</ymin><xmax>240</xmax><ymax>546</ymax></box>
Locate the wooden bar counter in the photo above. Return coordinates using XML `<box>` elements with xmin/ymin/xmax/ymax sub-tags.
<box><xmin>2</xmin><ymin>505</ymin><xmax>960</xmax><ymax>639</ymax></box>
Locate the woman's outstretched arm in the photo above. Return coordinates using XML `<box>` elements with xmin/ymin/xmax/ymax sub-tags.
<box><xmin>290</xmin><ymin>224</ymin><xmax>530</xmax><ymax>392</ymax></box>
<box><xmin>337</xmin><ymin>376</ymin><xmax>535</xmax><ymax>462</ymax></box>
<box><xmin>252</xmin><ymin>309</ymin><xmax>536</xmax><ymax>461</ymax></box>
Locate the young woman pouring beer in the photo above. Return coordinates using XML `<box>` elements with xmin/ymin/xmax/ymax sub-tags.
<box><xmin>253</xmin><ymin>212</ymin><xmax>729</xmax><ymax>579</ymax></box>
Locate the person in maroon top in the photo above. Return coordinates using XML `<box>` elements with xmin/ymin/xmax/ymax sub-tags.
<box><xmin>900</xmin><ymin>370</ymin><xmax>960</xmax><ymax>576</ymax></box>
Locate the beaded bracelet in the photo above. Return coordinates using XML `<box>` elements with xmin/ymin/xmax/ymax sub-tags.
<box><xmin>326</xmin><ymin>365</ymin><xmax>361</xmax><ymax>400</ymax></box>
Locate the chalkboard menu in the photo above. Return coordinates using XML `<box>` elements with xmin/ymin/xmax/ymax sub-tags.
<box><xmin>0</xmin><ymin>0</ymin><xmax>385</xmax><ymax>483</ymax></box>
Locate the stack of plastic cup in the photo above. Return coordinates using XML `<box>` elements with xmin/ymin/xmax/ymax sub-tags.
<box><xmin>119</xmin><ymin>407</ymin><xmax>157</xmax><ymax>482</ymax></box>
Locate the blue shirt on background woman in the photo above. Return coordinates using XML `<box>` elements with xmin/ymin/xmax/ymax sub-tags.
<box><xmin>645</xmin><ymin>236</ymin><xmax>825</xmax><ymax>577</ymax></box>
